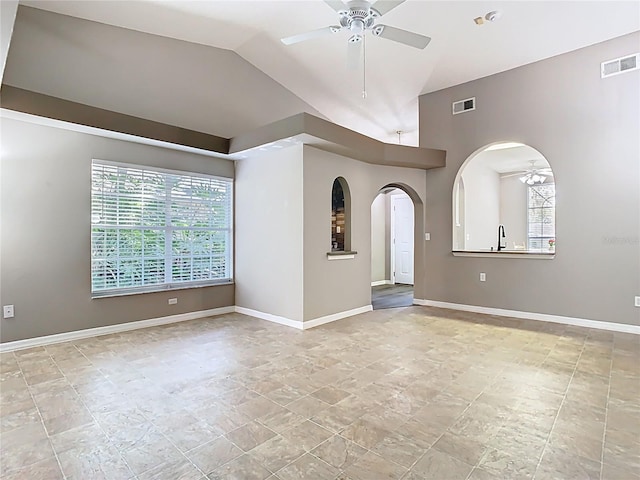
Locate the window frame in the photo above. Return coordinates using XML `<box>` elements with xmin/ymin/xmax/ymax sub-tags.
<box><xmin>91</xmin><ymin>159</ymin><xmax>233</xmax><ymax>298</ymax></box>
<box><xmin>527</xmin><ymin>182</ymin><xmax>555</xmax><ymax>251</ymax></box>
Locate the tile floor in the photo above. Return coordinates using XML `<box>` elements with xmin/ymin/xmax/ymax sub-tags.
<box><xmin>1</xmin><ymin>306</ymin><xmax>639</xmax><ymax>480</ymax></box>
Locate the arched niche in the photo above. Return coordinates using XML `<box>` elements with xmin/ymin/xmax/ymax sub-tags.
<box><xmin>453</xmin><ymin>142</ymin><xmax>556</xmax><ymax>253</ymax></box>
<box><xmin>331</xmin><ymin>177</ymin><xmax>351</xmax><ymax>252</ymax></box>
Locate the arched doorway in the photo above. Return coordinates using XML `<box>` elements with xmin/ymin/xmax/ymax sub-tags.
<box><xmin>370</xmin><ymin>186</ymin><xmax>415</xmax><ymax>309</ymax></box>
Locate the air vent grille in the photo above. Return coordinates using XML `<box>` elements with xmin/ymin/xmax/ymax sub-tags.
<box><xmin>452</xmin><ymin>97</ymin><xmax>475</xmax><ymax>115</ymax></box>
<box><xmin>601</xmin><ymin>53</ymin><xmax>639</xmax><ymax>78</ymax></box>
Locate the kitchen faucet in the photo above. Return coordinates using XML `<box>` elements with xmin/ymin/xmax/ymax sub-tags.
<box><xmin>497</xmin><ymin>224</ymin><xmax>506</xmax><ymax>251</ymax></box>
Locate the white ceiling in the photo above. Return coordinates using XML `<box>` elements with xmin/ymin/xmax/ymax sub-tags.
<box><xmin>474</xmin><ymin>144</ymin><xmax>549</xmax><ymax>174</ymax></box>
<box><xmin>21</xmin><ymin>0</ymin><xmax>640</xmax><ymax>145</ymax></box>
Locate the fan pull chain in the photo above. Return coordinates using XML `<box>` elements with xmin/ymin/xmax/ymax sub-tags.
<box><xmin>362</xmin><ymin>35</ymin><xmax>367</xmax><ymax>99</ymax></box>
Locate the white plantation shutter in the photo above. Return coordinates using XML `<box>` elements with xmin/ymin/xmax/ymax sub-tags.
<box><xmin>91</xmin><ymin>160</ymin><xmax>232</xmax><ymax>295</ymax></box>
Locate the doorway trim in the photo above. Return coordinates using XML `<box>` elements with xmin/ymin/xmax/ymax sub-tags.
<box><xmin>390</xmin><ymin>192</ymin><xmax>415</xmax><ymax>285</ymax></box>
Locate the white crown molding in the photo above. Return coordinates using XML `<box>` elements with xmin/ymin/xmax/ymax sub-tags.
<box><xmin>0</xmin><ymin>306</ymin><xmax>236</xmax><ymax>352</ymax></box>
<box><xmin>413</xmin><ymin>299</ymin><xmax>640</xmax><ymax>335</ymax></box>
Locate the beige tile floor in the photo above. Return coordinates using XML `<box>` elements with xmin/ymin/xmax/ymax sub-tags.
<box><xmin>1</xmin><ymin>306</ymin><xmax>639</xmax><ymax>480</ymax></box>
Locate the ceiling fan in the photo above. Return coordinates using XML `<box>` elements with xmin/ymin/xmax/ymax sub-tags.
<box><xmin>503</xmin><ymin>160</ymin><xmax>554</xmax><ymax>185</ymax></box>
<box><xmin>281</xmin><ymin>0</ymin><xmax>431</xmax><ymax>69</ymax></box>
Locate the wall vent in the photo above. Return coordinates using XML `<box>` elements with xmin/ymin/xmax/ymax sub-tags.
<box><xmin>601</xmin><ymin>53</ymin><xmax>639</xmax><ymax>78</ymax></box>
<box><xmin>452</xmin><ymin>97</ymin><xmax>475</xmax><ymax>115</ymax></box>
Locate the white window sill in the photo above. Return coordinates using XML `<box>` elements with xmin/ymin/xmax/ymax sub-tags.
<box><xmin>92</xmin><ymin>280</ymin><xmax>234</xmax><ymax>299</ymax></box>
<box><xmin>452</xmin><ymin>250</ymin><xmax>555</xmax><ymax>259</ymax></box>
<box><xmin>327</xmin><ymin>251</ymin><xmax>358</xmax><ymax>260</ymax></box>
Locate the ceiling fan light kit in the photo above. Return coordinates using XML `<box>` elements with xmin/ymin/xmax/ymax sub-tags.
<box><xmin>516</xmin><ymin>160</ymin><xmax>552</xmax><ymax>185</ymax></box>
<box><xmin>520</xmin><ymin>173</ymin><xmax>546</xmax><ymax>185</ymax></box>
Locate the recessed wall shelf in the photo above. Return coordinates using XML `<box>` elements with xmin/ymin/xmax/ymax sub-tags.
<box><xmin>327</xmin><ymin>251</ymin><xmax>358</xmax><ymax>260</ymax></box>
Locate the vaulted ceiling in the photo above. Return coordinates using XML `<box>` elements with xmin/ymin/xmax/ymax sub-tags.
<box><xmin>8</xmin><ymin>1</ymin><xmax>640</xmax><ymax>146</ymax></box>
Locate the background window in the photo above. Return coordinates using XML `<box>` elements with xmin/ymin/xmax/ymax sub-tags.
<box><xmin>91</xmin><ymin>161</ymin><xmax>232</xmax><ymax>295</ymax></box>
<box><xmin>528</xmin><ymin>183</ymin><xmax>555</xmax><ymax>250</ymax></box>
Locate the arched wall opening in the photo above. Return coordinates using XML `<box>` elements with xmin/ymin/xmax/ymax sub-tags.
<box><xmin>370</xmin><ymin>183</ymin><xmax>423</xmax><ymax>309</ymax></box>
<box><xmin>453</xmin><ymin>142</ymin><xmax>556</xmax><ymax>253</ymax></box>
<box><xmin>331</xmin><ymin>176</ymin><xmax>351</xmax><ymax>252</ymax></box>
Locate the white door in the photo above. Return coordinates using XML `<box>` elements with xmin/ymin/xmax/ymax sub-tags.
<box><xmin>392</xmin><ymin>195</ymin><xmax>414</xmax><ymax>285</ymax></box>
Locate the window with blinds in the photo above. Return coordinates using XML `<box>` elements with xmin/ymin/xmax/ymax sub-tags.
<box><xmin>528</xmin><ymin>183</ymin><xmax>555</xmax><ymax>251</ymax></box>
<box><xmin>91</xmin><ymin>160</ymin><xmax>232</xmax><ymax>296</ymax></box>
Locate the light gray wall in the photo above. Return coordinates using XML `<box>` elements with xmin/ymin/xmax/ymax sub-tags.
<box><xmin>0</xmin><ymin>0</ymin><xmax>18</xmax><ymax>84</ymax></box>
<box><xmin>303</xmin><ymin>146</ymin><xmax>426</xmax><ymax>321</ymax></box>
<box><xmin>0</xmin><ymin>118</ymin><xmax>235</xmax><ymax>343</ymax></box>
<box><xmin>461</xmin><ymin>160</ymin><xmax>500</xmax><ymax>250</ymax></box>
<box><xmin>235</xmin><ymin>145</ymin><xmax>304</xmax><ymax>321</ymax></box>
<box><xmin>500</xmin><ymin>175</ymin><xmax>528</xmax><ymax>249</ymax></box>
<box><xmin>419</xmin><ymin>32</ymin><xmax>640</xmax><ymax>326</ymax></box>
<box><xmin>3</xmin><ymin>6</ymin><xmax>324</xmax><ymax>139</ymax></box>
<box><xmin>370</xmin><ymin>193</ymin><xmax>386</xmax><ymax>283</ymax></box>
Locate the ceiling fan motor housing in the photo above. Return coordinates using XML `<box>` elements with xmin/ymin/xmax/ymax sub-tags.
<box><xmin>339</xmin><ymin>1</ymin><xmax>377</xmax><ymax>34</ymax></box>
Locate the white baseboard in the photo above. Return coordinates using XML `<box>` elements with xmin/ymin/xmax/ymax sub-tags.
<box><xmin>303</xmin><ymin>305</ymin><xmax>373</xmax><ymax>329</ymax></box>
<box><xmin>234</xmin><ymin>305</ymin><xmax>373</xmax><ymax>330</ymax></box>
<box><xmin>234</xmin><ymin>307</ymin><xmax>303</xmax><ymax>330</ymax></box>
<box><xmin>371</xmin><ymin>280</ymin><xmax>393</xmax><ymax>287</ymax></box>
<box><xmin>0</xmin><ymin>306</ymin><xmax>236</xmax><ymax>353</ymax></box>
<box><xmin>14</xmin><ymin>298</ymin><xmax>631</xmax><ymax>353</ymax></box>
<box><xmin>413</xmin><ymin>299</ymin><xmax>640</xmax><ymax>335</ymax></box>
<box><xmin>0</xmin><ymin>303</ymin><xmax>374</xmax><ymax>353</ymax></box>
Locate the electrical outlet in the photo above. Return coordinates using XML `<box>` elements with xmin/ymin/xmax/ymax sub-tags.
<box><xmin>168</xmin><ymin>298</ymin><xmax>178</xmax><ymax>305</ymax></box>
<box><xmin>635</xmin><ymin>296</ymin><xmax>640</xmax><ymax>307</ymax></box>
<box><xmin>3</xmin><ymin>305</ymin><xmax>14</xmax><ymax>318</ymax></box>
<box><xmin>425</xmin><ymin>233</ymin><xmax>431</xmax><ymax>241</ymax></box>
<box><xmin>479</xmin><ymin>273</ymin><xmax>486</xmax><ymax>282</ymax></box>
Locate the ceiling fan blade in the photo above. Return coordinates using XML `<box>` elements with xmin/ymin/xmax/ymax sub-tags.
<box><xmin>281</xmin><ymin>26</ymin><xmax>341</xmax><ymax>46</ymax></box>
<box><xmin>502</xmin><ymin>172</ymin><xmax>526</xmax><ymax>178</ymax></box>
<box><xmin>347</xmin><ymin>40</ymin><xmax>362</xmax><ymax>70</ymax></box>
<box><xmin>372</xmin><ymin>25</ymin><xmax>431</xmax><ymax>49</ymax></box>
<box><xmin>371</xmin><ymin>0</ymin><xmax>406</xmax><ymax>16</ymax></box>
<box><xmin>324</xmin><ymin>0</ymin><xmax>347</xmax><ymax>12</ymax></box>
